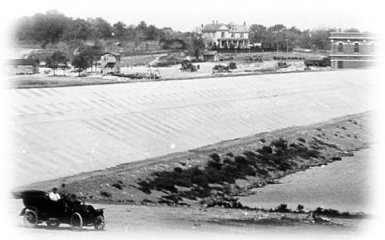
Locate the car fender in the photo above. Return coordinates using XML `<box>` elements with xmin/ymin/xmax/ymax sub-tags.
<box><xmin>20</xmin><ymin>206</ymin><xmax>38</xmax><ymax>216</ymax></box>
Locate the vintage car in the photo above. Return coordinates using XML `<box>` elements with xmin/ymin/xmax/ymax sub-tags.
<box><xmin>14</xmin><ymin>190</ymin><xmax>105</xmax><ymax>230</ymax></box>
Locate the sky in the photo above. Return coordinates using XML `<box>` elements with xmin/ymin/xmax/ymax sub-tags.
<box><xmin>1</xmin><ymin>0</ymin><xmax>382</xmax><ymax>32</ymax></box>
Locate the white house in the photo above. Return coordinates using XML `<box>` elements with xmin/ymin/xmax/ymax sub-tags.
<box><xmin>199</xmin><ymin>21</ymin><xmax>250</xmax><ymax>49</ymax></box>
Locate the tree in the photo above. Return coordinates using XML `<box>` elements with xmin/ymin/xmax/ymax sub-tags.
<box><xmin>63</xmin><ymin>18</ymin><xmax>92</xmax><ymax>41</ymax></box>
<box><xmin>18</xmin><ymin>10</ymin><xmax>69</xmax><ymax>48</ymax></box>
<box><xmin>249</xmin><ymin>24</ymin><xmax>267</xmax><ymax>44</ymax></box>
<box><xmin>72</xmin><ymin>55</ymin><xmax>90</xmax><ymax>76</ymax></box>
<box><xmin>79</xmin><ymin>45</ymin><xmax>103</xmax><ymax>72</ymax></box>
<box><xmin>113</xmin><ymin>21</ymin><xmax>128</xmax><ymax>40</ymax></box>
<box><xmin>46</xmin><ymin>51</ymin><xmax>68</xmax><ymax>76</ymax></box>
<box><xmin>135</xmin><ymin>21</ymin><xmax>148</xmax><ymax>40</ymax></box>
<box><xmin>145</xmin><ymin>25</ymin><xmax>160</xmax><ymax>40</ymax></box>
<box><xmin>88</xmin><ymin>17</ymin><xmax>113</xmax><ymax>39</ymax></box>
<box><xmin>310</xmin><ymin>28</ymin><xmax>336</xmax><ymax>50</ymax></box>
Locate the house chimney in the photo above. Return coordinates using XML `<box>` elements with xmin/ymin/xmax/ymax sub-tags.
<box><xmin>244</xmin><ymin>21</ymin><xmax>246</xmax><ymax>26</ymax></box>
<box><xmin>212</xmin><ymin>20</ymin><xmax>215</xmax><ymax>24</ymax></box>
<box><xmin>216</xmin><ymin>20</ymin><xmax>218</xmax><ymax>24</ymax></box>
<box><xmin>201</xmin><ymin>24</ymin><xmax>204</xmax><ymax>28</ymax></box>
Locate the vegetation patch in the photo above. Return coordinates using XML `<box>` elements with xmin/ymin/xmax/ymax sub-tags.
<box><xmin>137</xmin><ymin>138</ymin><xmax>324</xmax><ymax>205</ymax></box>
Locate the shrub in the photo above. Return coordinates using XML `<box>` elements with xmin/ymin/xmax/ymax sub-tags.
<box><xmin>297</xmin><ymin>138</ymin><xmax>306</xmax><ymax>143</ymax></box>
<box><xmin>209</xmin><ymin>153</ymin><xmax>221</xmax><ymax>162</ymax></box>
<box><xmin>275</xmin><ymin>203</ymin><xmax>290</xmax><ymax>212</ymax></box>
<box><xmin>207</xmin><ymin>159</ymin><xmax>223</xmax><ymax>170</ymax></box>
<box><xmin>257</xmin><ymin>145</ymin><xmax>273</xmax><ymax>154</ymax></box>
<box><xmin>225</xmin><ymin>152</ymin><xmax>234</xmax><ymax>157</ymax></box>
<box><xmin>100</xmin><ymin>191</ymin><xmax>112</xmax><ymax>198</ymax></box>
<box><xmin>297</xmin><ymin>204</ymin><xmax>304</xmax><ymax>212</ymax></box>
<box><xmin>271</xmin><ymin>138</ymin><xmax>288</xmax><ymax>151</ymax></box>
<box><xmin>111</xmin><ymin>183</ymin><xmax>123</xmax><ymax>190</ymax></box>
<box><xmin>234</xmin><ymin>155</ymin><xmax>249</xmax><ymax>165</ymax></box>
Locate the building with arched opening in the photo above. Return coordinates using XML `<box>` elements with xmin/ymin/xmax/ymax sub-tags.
<box><xmin>329</xmin><ymin>32</ymin><xmax>376</xmax><ymax>69</ymax></box>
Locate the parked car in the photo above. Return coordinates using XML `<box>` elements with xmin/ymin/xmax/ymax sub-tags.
<box><xmin>14</xmin><ymin>190</ymin><xmax>105</xmax><ymax>230</ymax></box>
<box><xmin>304</xmin><ymin>57</ymin><xmax>331</xmax><ymax>68</ymax></box>
<box><xmin>180</xmin><ymin>60</ymin><xmax>197</xmax><ymax>72</ymax></box>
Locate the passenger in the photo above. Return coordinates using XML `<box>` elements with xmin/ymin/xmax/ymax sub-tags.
<box><xmin>58</xmin><ymin>183</ymin><xmax>69</xmax><ymax>199</ymax></box>
<box><xmin>49</xmin><ymin>187</ymin><xmax>61</xmax><ymax>201</ymax></box>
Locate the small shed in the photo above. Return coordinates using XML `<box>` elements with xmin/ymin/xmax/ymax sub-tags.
<box><xmin>9</xmin><ymin>59</ymin><xmax>39</xmax><ymax>75</ymax></box>
<box><xmin>203</xmin><ymin>51</ymin><xmax>219</xmax><ymax>62</ymax></box>
<box><xmin>99</xmin><ymin>52</ymin><xmax>121</xmax><ymax>75</ymax></box>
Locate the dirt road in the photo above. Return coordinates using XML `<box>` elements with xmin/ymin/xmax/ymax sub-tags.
<box><xmin>8</xmin><ymin>200</ymin><xmax>366</xmax><ymax>240</ymax></box>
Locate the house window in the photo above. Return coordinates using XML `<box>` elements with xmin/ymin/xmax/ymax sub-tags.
<box><xmin>240</xmin><ymin>33</ymin><xmax>244</xmax><ymax>38</ymax></box>
<box><xmin>354</xmin><ymin>43</ymin><xmax>360</xmax><ymax>53</ymax></box>
<box><xmin>337</xmin><ymin>43</ymin><xmax>344</xmax><ymax>53</ymax></box>
<box><xmin>231</xmin><ymin>33</ymin><xmax>235</xmax><ymax>38</ymax></box>
<box><xmin>221</xmin><ymin>32</ymin><xmax>225</xmax><ymax>38</ymax></box>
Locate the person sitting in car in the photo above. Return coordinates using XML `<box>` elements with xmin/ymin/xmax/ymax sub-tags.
<box><xmin>58</xmin><ymin>183</ymin><xmax>69</xmax><ymax>199</ymax></box>
<box><xmin>49</xmin><ymin>187</ymin><xmax>61</xmax><ymax>201</ymax></box>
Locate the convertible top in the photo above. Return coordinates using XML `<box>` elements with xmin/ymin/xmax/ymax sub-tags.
<box><xmin>13</xmin><ymin>190</ymin><xmax>48</xmax><ymax>199</ymax></box>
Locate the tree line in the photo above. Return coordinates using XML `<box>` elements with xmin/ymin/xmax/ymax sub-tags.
<box><xmin>15</xmin><ymin>10</ymin><xmax>197</xmax><ymax>49</ymax></box>
<box><xmin>15</xmin><ymin>10</ymin><xmax>361</xmax><ymax>53</ymax></box>
<box><xmin>249</xmin><ymin>24</ymin><xmax>359</xmax><ymax>52</ymax></box>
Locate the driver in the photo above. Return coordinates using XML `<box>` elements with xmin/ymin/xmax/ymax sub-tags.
<box><xmin>49</xmin><ymin>187</ymin><xmax>61</xmax><ymax>201</ymax></box>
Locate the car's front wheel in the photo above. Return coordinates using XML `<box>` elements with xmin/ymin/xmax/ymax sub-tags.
<box><xmin>94</xmin><ymin>215</ymin><xmax>105</xmax><ymax>230</ymax></box>
<box><xmin>23</xmin><ymin>209</ymin><xmax>38</xmax><ymax>228</ymax></box>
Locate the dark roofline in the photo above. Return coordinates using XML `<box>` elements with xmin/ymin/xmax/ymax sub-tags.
<box><xmin>100</xmin><ymin>52</ymin><xmax>121</xmax><ymax>57</ymax></box>
<box><xmin>9</xmin><ymin>59</ymin><xmax>39</xmax><ymax>66</ymax></box>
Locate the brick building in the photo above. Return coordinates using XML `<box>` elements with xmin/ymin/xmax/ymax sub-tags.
<box><xmin>329</xmin><ymin>32</ymin><xmax>376</xmax><ymax>69</ymax></box>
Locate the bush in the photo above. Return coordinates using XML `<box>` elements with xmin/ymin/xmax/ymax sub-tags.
<box><xmin>207</xmin><ymin>159</ymin><xmax>223</xmax><ymax>170</ymax></box>
<box><xmin>270</xmin><ymin>138</ymin><xmax>288</xmax><ymax>151</ymax></box>
<box><xmin>297</xmin><ymin>204</ymin><xmax>304</xmax><ymax>212</ymax></box>
<box><xmin>257</xmin><ymin>146</ymin><xmax>273</xmax><ymax>154</ymax></box>
<box><xmin>111</xmin><ymin>182</ymin><xmax>123</xmax><ymax>190</ymax></box>
<box><xmin>275</xmin><ymin>203</ymin><xmax>290</xmax><ymax>212</ymax></box>
<box><xmin>209</xmin><ymin>153</ymin><xmax>221</xmax><ymax>162</ymax></box>
<box><xmin>297</xmin><ymin>138</ymin><xmax>306</xmax><ymax>143</ymax></box>
<box><xmin>100</xmin><ymin>191</ymin><xmax>112</xmax><ymax>198</ymax></box>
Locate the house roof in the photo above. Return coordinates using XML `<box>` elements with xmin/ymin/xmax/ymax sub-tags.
<box><xmin>203</xmin><ymin>51</ymin><xmax>218</xmax><ymax>56</ymax></box>
<box><xmin>329</xmin><ymin>32</ymin><xmax>375</xmax><ymax>40</ymax></box>
<box><xmin>10</xmin><ymin>59</ymin><xmax>39</xmax><ymax>66</ymax></box>
<box><xmin>202</xmin><ymin>23</ymin><xmax>249</xmax><ymax>33</ymax></box>
<box><xmin>227</xmin><ymin>24</ymin><xmax>249</xmax><ymax>33</ymax></box>
<box><xmin>100</xmin><ymin>52</ymin><xmax>121</xmax><ymax>57</ymax></box>
<box><xmin>202</xmin><ymin>23</ymin><xmax>225</xmax><ymax>32</ymax></box>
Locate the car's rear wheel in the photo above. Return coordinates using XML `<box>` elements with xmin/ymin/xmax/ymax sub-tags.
<box><xmin>94</xmin><ymin>215</ymin><xmax>105</xmax><ymax>230</ymax></box>
<box><xmin>23</xmin><ymin>209</ymin><xmax>38</xmax><ymax>228</ymax></box>
<box><xmin>70</xmin><ymin>212</ymin><xmax>83</xmax><ymax>231</ymax></box>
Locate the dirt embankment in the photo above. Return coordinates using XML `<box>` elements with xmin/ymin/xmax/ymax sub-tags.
<box><xmin>19</xmin><ymin>112</ymin><xmax>371</xmax><ymax>207</ymax></box>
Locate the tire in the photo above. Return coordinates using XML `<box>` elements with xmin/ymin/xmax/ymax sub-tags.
<box><xmin>23</xmin><ymin>209</ymin><xmax>38</xmax><ymax>228</ymax></box>
<box><xmin>94</xmin><ymin>215</ymin><xmax>105</xmax><ymax>230</ymax></box>
<box><xmin>70</xmin><ymin>212</ymin><xmax>83</xmax><ymax>231</ymax></box>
